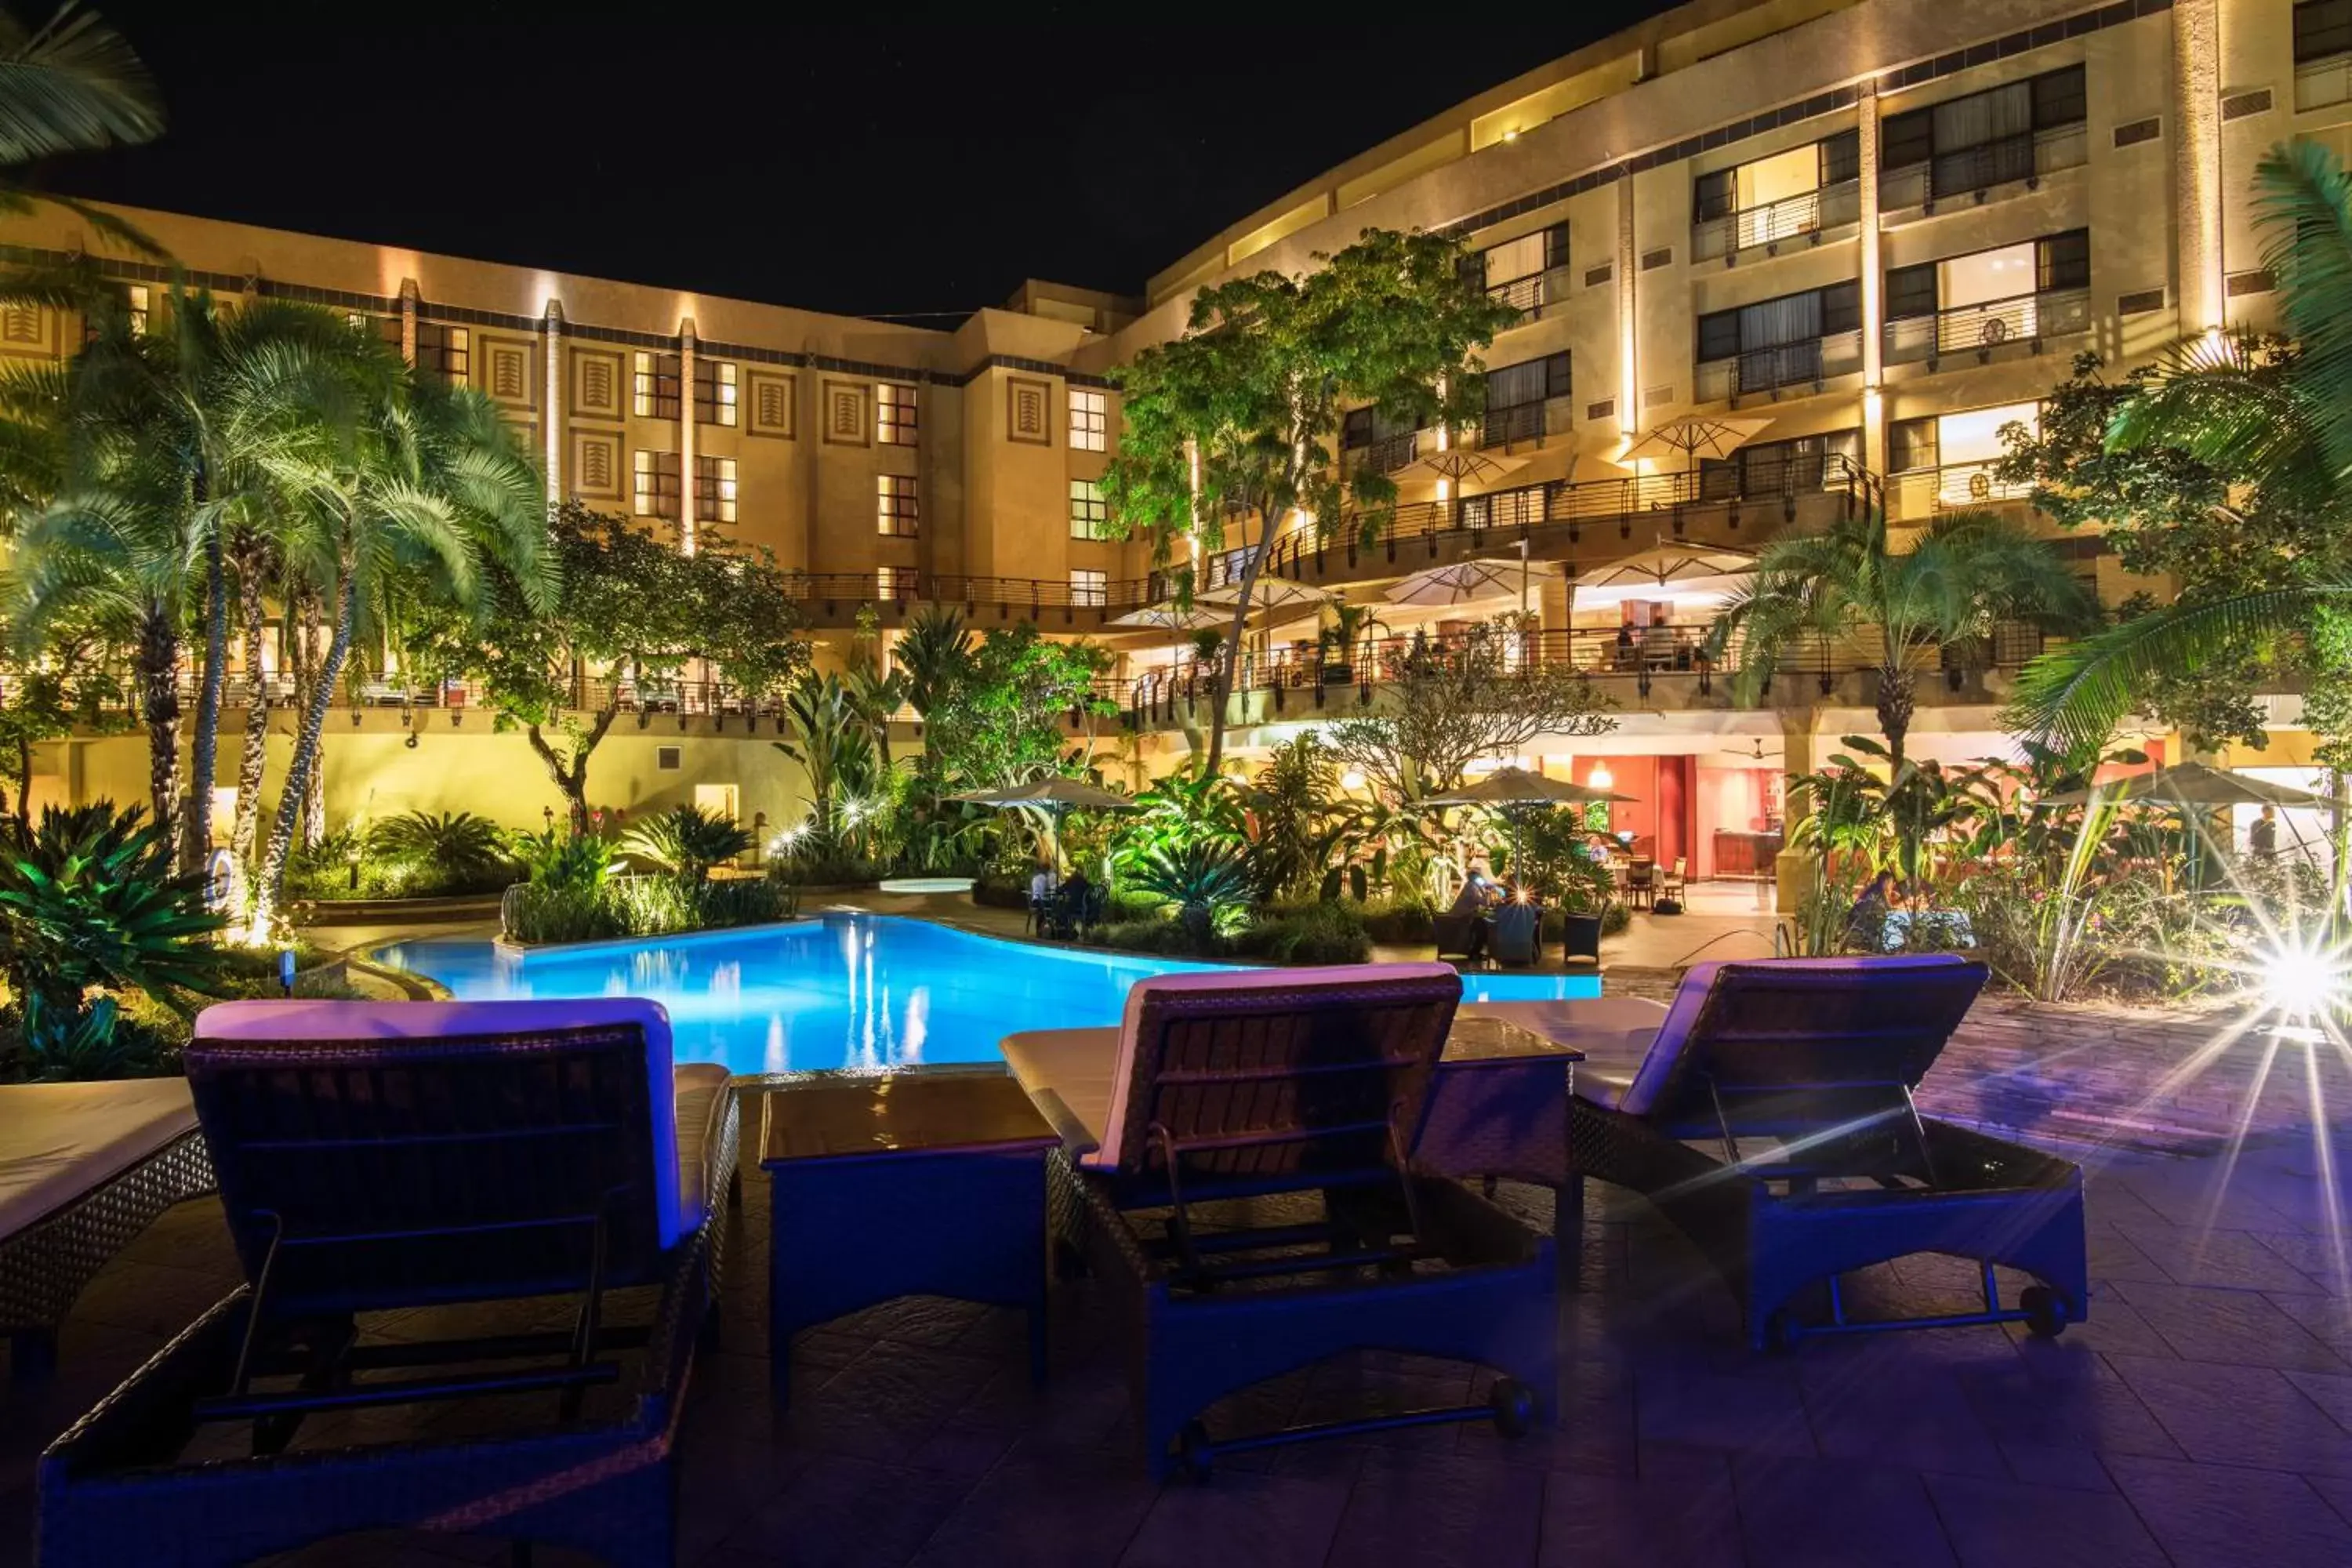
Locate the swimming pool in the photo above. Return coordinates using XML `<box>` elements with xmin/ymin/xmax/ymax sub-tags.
<box><xmin>372</xmin><ymin>915</ymin><xmax>1604</xmax><ymax>1077</ymax></box>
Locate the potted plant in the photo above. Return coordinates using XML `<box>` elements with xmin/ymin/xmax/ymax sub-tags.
<box><xmin>1319</xmin><ymin>603</ymin><xmax>1386</xmax><ymax>685</ymax></box>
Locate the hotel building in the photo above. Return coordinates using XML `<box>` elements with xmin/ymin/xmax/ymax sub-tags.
<box><xmin>9</xmin><ymin>0</ymin><xmax>2339</xmax><ymax>889</ymax></box>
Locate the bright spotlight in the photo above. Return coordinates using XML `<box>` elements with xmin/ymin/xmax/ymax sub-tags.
<box><xmin>2263</xmin><ymin>941</ymin><xmax>2347</xmax><ymax>1018</ymax></box>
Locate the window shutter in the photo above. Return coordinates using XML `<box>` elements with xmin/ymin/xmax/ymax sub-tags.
<box><xmin>1544</xmin><ymin>351</ymin><xmax>1571</xmax><ymax>400</ymax></box>
<box><xmin>1888</xmin><ymin>416</ymin><xmax>1940</xmax><ymax>474</ymax></box>
<box><xmin>1886</xmin><ymin>262</ymin><xmax>1939</xmax><ymax>321</ymax></box>
<box><xmin>1697</xmin><ymin>307</ymin><xmax>1741</xmax><ymax>362</ymax></box>
<box><xmin>1819</xmin><ymin>281</ymin><xmax>1862</xmax><ymax>337</ymax></box>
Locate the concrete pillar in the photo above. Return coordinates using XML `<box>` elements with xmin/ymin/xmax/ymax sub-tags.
<box><xmin>1773</xmin><ymin>711</ymin><xmax>1820</xmax><ymax>917</ymax></box>
<box><xmin>542</xmin><ymin>298</ymin><xmax>564</xmax><ymax>508</ymax></box>
<box><xmin>1616</xmin><ymin>175</ymin><xmax>1638</xmax><ymax>437</ymax></box>
<box><xmin>2174</xmin><ymin>0</ymin><xmax>2225</xmax><ymax>335</ymax></box>
<box><xmin>1856</xmin><ymin>88</ymin><xmax>1887</xmax><ymax>481</ymax></box>
<box><xmin>398</xmin><ymin>279</ymin><xmax>418</xmax><ymax>368</ymax></box>
<box><xmin>678</xmin><ymin>317</ymin><xmax>698</xmax><ymax>556</ymax></box>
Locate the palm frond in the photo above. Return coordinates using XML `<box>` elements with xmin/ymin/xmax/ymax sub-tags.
<box><xmin>2254</xmin><ymin>139</ymin><xmax>2352</xmax><ymax>482</ymax></box>
<box><xmin>0</xmin><ymin>3</ymin><xmax>161</xmax><ymax>163</ymax></box>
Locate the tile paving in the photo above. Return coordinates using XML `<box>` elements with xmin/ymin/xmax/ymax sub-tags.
<box><xmin>7</xmin><ymin>942</ymin><xmax>2352</xmax><ymax>1564</ymax></box>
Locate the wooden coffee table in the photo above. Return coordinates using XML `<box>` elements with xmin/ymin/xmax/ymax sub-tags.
<box><xmin>757</xmin><ymin>1073</ymin><xmax>1059</xmax><ymax>1409</ymax></box>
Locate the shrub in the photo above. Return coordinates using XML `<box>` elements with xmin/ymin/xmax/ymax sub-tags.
<box><xmin>503</xmin><ymin>869</ymin><xmax>799</xmax><ymax>946</ymax></box>
<box><xmin>1090</xmin><ymin>916</ymin><xmax>1196</xmax><ymax>956</ymax></box>
<box><xmin>1357</xmin><ymin>895</ymin><xmax>1436</xmax><ymax>945</ymax></box>
<box><xmin>367</xmin><ymin>811</ymin><xmax>515</xmax><ymax>891</ymax></box>
<box><xmin>621</xmin><ymin>804</ymin><xmax>753</xmax><ymax>885</ymax></box>
<box><xmin>511</xmin><ymin>827</ymin><xmax>618</xmax><ymax>894</ymax></box>
<box><xmin>1229</xmin><ymin>901</ymin><xmax>1372</xmax><ymax>964</ymax></box>
<box><xmin>697</xmin><ymin>877</ymin><xmax>799</xmax><ymax>929</ymax></box>
<box><xmin>1120</xmin><ymin>842</ymin><xmax>1254</xmax><ymax>952</ymax></box>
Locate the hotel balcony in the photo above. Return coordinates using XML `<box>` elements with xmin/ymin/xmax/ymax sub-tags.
<box><xmin>1882</xmin><ymin>285</ymin><xmax>2091</xmax><ymax>373</ymax></box>
<box><xmin>1884</xmin><ymin>459</ymin><xmax>2042</xmax><ymax>521</ymax></box>
<box><xmin>1486</xmin><ymin>263</ymin><xmax>1575</xmax><ymax>322</ymax></box>
<box><xmin>1877</xmin><ymin>124</ymin><xmax>2089</xmax><ymax>216</ymax></box>
<box><xmin>1694</xmin><ymin>330</ymin><xmax>1864</xmax><ymax>405</ymax></box>
<box><xmin>2296</xmin><ymin>49</ymin><xmax>2352</xmax><ymax>111</ymax></box>
<box><xmin>1691</xmin><ymin>179</ymin><xmax>1861</xmax><ymax>266</ymax></box>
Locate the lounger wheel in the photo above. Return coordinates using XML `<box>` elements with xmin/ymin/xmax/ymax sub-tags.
<box><xmin>2020</xmin><ymin>1286</ymin><xmax>2071</xmax><ymax>1338</ymax></box>
<box><xmin>1488</xmin><ymin>1377</ymin><xmax>1536</xmax><ymax>1439</ymax></box>
<box><xmin>1175</xmin><ymin>1419</ymin><xmax>1214</xmax><ymax>1482</ymax></box>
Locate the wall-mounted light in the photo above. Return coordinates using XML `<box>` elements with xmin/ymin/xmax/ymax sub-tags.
<box><xmin>1589</xmin><ymin>763</ymin><xmax>1615</xmax><ymax>791</ymax></box>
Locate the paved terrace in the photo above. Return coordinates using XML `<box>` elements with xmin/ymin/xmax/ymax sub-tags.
<box><xmin>6</xmin><ymin>909</ymin><xmax>2350</xmax><ymax>1566</ymax></box>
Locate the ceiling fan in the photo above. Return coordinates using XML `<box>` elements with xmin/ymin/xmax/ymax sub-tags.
<box><xmin>1721</xmin><ymin>739</ymin><xmax>1782</xmax><ymax>761</ymax></box>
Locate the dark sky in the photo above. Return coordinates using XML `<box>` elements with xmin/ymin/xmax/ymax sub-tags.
<box><xmin>44</xmin><ymin>3</ymin><xmax>1668</xmax><ymax>320</ymax></box>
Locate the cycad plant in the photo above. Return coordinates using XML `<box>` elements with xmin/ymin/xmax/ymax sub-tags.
<box><xmin>1709</xmin><ymin>506</ymin><xmax>2096</xmax><ymax>772</ymax></box>
<box><xmin>366</xmin><ymin>809</ymin><xmax>509</xmax><ymax>885</ymax></box>
<box><xmin>1123</xmin><ymin>840</ymin><xmax>1254</xmax><ymax>953</ymax></box>
<box><xmin>0</xmin><ymin>802</ymin><xmax>223</xmax><ymax>1067</ymax></box>
<box><xmin>621</xmin><ymin>804</ymin><xmax>752</xmax><ymax>887</ymax></box>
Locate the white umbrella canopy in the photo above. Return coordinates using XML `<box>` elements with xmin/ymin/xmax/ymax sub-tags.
<box><xmin>1388</xmin><ymin>447</ymin><xmax>1532</xmax><ymax>488</ymax></box>
<box><xmin>1420</xmin><ymin>768</ymin><xmax>1635</xmax><ymax>808</ymax></box>
<box><xmin>1621</xmin><ymin>414</ymin><xmax>1773</xmax><ymax>466</ymax></box>
<box><xmin>1385</xmin><ymin>557</ymin><xmax>1561</xmax><ymax>608</ymax></box>
<box><xmin>1195</xmin><ymin>577</ymin><xmax>1335</xmax><ymax>612</ymax></box>
<box><xmin>1106</xmin><ymin>601</ymin><xmax>1227</xmax><ymax>632</ymax></box>
<box><xmin>2039</xmin><ymin>761</ymin><xmax>2336</xmax><ymax>810</ymax></box>
<box><xmin>952</xmin><ymin>778</ymin><xmax>1142</xmax><ymax>872</ymax></box>
<box><xmin>1576</xmin><ymin>539</ymin><xmax>1758</xmax><ymax>592</ymax></box>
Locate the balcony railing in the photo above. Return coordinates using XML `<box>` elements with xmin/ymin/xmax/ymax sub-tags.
<box><xmin>1878</xmin><ymin>123</ymin><xmax>2089</xmax><ymax>211</ymax></box>
<box><xmin>1486</xmin><ymin>264</ymin><xmax>1574</xmax><ymax>321</ymax></box>
<box><xmin>2297</xmin><ymin>50</ymin><xmax>2352</xmax><ymax>111</ymax></box>
<box><xmin>1472</xmin><ymin>401</ymin><xmax>1552</xmax><ymax>448</ymax></box>
<box><xmin>1886</xmin><ymin>460</ymin><xmax>2038</xmax><ymax>518</ymax></box>
<box><xmin>1344</xmin><ymin>430</ymin><xmax>1421</xmax><ymax>476</ymax></box>
<box><xmin>1690</xmin><ymin>179</ymin><xmax>1861</xmax><ymax>263</ymax></box>
<box><xmin>1695</xmin><ymin>328</ymin><xmax>1864</xmax><ymax>402</ymax></box>
<box><xmin>1882</xmin><ymin>285</ymin><xmax>2092</xmax><ymax>368</ymax></box>
<box><xmin>1262</xmin><ymin>452</ymin><xmax>1869</xmax><ymax>579</ymax></box>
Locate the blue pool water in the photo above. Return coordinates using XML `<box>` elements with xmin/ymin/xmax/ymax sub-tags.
<box><xmin>373</xmin><ymin>915</ymin><xmax>1603</xmax><ymax>1077</ymax></box>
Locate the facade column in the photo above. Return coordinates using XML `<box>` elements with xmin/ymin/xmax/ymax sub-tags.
<box><xmin>542</xmin><ymin>298</ymin><xmax>564</xmax><ymax>508</ymax></box>
<box><xmin>678</xmin><ymin>317</ymin><xmax>698</xmax><ymax>556</ymax></box>
<box><xmin>398</xmin><ymin>278</ymin><xmax>418</xmax><ymax>367</ymax></box>
<box><xmin>1773</xmin><ymin>711</ymin><xmax>1820</xmax><ymax>917</ymax></box>
<box><xmin>1616</xmin><ymin>174</ymin><xmax>1638</xmax><ymax>439</ymax></box>
<box><xmin>1856</xmin><ymin>86</ymin><xmax>1887</xmax><ymax>484</ymax></box>
<box><xmin>2173</xmin><ymin>0</ymin><xmax>2225</xmax><ymax>334</ymax></box>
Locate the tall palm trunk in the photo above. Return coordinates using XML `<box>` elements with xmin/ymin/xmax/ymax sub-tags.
<box><xmin>255</xmin><ymin>557</ymin><xmax>355</xmax><ymax>927</ymax></box>
<box><xmin>187</xmin><ymin>502</ymin><xmax>227</xmax><ymax>870</ymax></box>
<box><xmin>297</xmin><ymin>584</ymin><xmax>326</xmax><ymax>848</ymax></box>
<box><xmin>230</xmin><ymin>548</ymin><xmax>269</xmax><ymax>865</ymax></box>
<box><xmin>136</xmin><ymin>601</ymin><xmax>182</xmax><ymax>855</ymax></box>
<box><xmin>1875</xmin><ymin>662</ymin><xmax>1915</xmax><ymax>773</ymax></box>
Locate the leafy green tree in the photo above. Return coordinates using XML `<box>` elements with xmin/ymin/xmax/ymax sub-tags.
<box><xmin>1100</xmin><ymin>228</ymin><xmax>1518</xmax><ymax>773</ymax></box>
<box><xmin>1327</xmin><ymin>622</ymin><xmax>1615</xmax><ymax>802</ymax></box>
<box><xmin>921</xmin><ymin>623</ymin><xmax>1111</xmax><ymax>791</ymax></box>
<box><xmin>895</xmin><ymin>604</ymin><xmax>973</xmax><ymax>720</ymax></box>
<box><xmin>1709</xmin><ymin>506</ymin><xmax>2096</xmax><ymax>771</ymax></box>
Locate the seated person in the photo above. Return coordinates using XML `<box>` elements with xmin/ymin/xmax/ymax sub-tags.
<box><xmin>1845</xmin><ymin>869</ymin><xmax>1904</xmax><ymax>950</ymax></box>
<box><xmin>1449</xmin><ymin>863</ymin><xmax>1500</xmax><ymax>960</ymax></box>
<box><xmin>1613</xmin><ymin>625</ymin><xmax>1638</xmax><ymax>670</ymax></box>
<box><xmin>1052</xmin><ymin>866</ymin><xmax>1097</xmax><ymax>936</ymax></box>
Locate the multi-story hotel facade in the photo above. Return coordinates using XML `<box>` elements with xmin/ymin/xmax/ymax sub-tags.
<box><xmin>11</xmin><ymin>0</ymin><xmax>2342</xmax><ymax>886</ymax></box>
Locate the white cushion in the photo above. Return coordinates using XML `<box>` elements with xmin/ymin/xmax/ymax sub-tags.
<box><xmin>999</xmin><ymin>1027</ymin><xmax>1119</xmax><ymax>1166</ymax></box>
<box><xmin>670</xmin><ymin>1062</ymin><xmax>731</xmax><ymax>1234</ymax></box>
<box><xmin>0</xmin><ymin>1079</ymin><xmax>198</xmax><ymax>1240</ymax></box>
<box><xmin>194</xmin><ymin>998</ymin><xmax>692</xmax><ymax>1249</ymax></box>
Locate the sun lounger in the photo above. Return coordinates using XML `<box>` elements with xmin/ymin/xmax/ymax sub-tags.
<box><xmin>37</xmin><ymin>999</ymin><xmax>738</xmax><ymax>1568</ymax></box>
<box><xmin>1466</xmin><ymin>956</ymin><xmax>2087</xmax><ymax>1350</ymax></box>
<box><xmin>2</xmin><ymin>1080</ymin><xmax>214</xmax><ymax>1377</ymax></box>
<box><xmin>1001</xmin><ymin>963</ymin><xmax>1557</xmax><ymax>1479</ymax></box>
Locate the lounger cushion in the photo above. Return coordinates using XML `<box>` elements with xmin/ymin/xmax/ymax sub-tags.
<box><xmin>0</xmin><ymin>1079</ymin><xmax>198</xmax><ymax>1240</ymax></box>
<box><xmin>1460</xmin><ymin>998</ymin><xmax>1666</xmax><ymax>1112</ymax></box>
<box><xmin>192</xmin><ymin>998</ymin><xmax>695</xmax><ymax>1250</ymax></box>
<box><xmin>999</xmin><ymin>1026</ymin><xmax>1120</xmax><ymax>1164</ymax></box>
<box><xmin>671</xmin><ymin>1062</ymin><xmax>732</xmax><ymax>1232</ymax></box>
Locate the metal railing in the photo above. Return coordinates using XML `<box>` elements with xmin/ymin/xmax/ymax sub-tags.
<box><xmin>1878</xmin><ymin>123</ymin><xmax>2089</xmax><ymax>211</ymax></box>
<box><xmin>1472</xmin><ymin>401</ymin><xmax>1552</xmax><ymax>448</ymax></box>
<box><xmin>1261</xmin><ymin>452</ymin><xmax>1868</xmax><ymax>579</ymax></box>
<box><xmin>1882</xmin><ymin>285</ymin><xmax>2092</xmax><ymax>367</ymax></box>
<box><xmin>1343</xmin><ymin>430</ymin><xmax>1421</xmax><ymax>476</ymax></box>
<box><xmin>2297</xmin><ymin>51</ymin><xmax>2352</xmax><ymax>111</ymax></box>
<box><xmin>1695</xmin><ymin>328</ymin><xmax>1864</xmax><ymax>401</ymax></box>
<box><xmin>1486</xmin><ymin>264</ymin><xmax>1575</xmax><ymax>320</ymax></box>
<box><xmin>1690</xmin><ymin>179</ymin><xmax>1861</xmax><ymax>262</ymax></box>
<box><xmin>1886</xmin><ymin>460</ymin><xmax>2038</xmax><ymax>517</ymax></box>
<box><xmin>779</xmin><ymin>571</ymin><xmax>1157</xmax><ymax>612</ymax></box>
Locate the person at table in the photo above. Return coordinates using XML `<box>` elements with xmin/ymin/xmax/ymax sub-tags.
<box><xmin>1450</xmin><ymin>862</ymin><xmax>1501</xmax><ymax>960</ymax></box>
<box><xmin>2251</xmin><ymin>804</ymin><xmax>2280</xmax><ymax>863</ymax></box>
<box><xmin>1053</xmin><ymin>865</ymin><xmax>1096</xmax><ymax>937</ymax></box>
<box><xmin>1613</xmin><ymin>624</ymin><xmax>1637</xmax><ymax>670</ymax></box>
<box><xmin>1846</xmin><ymin>869</ymin><xmax>1904</xmax><ymax>950</ymax></box>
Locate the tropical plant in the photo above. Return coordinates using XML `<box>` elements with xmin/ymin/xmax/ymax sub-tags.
<box><xmin>1099</xmin><ymin>227</ymin><xmax>1519</xmax><ymax>773</ymax></box>
<box><xmin>0</xmin><ymin>802</ymin><xmax>223</xmax><ymax>1067</ymax></box>
<box><xmin>1115</xmin><ymin>766</ymin><xmax>1246</xmax><ymax>873</ymax></box>
<box><xmin>1327</xmin><ymin>622</ymin><xmax>1616</xmax><ymax>801</ymax></box>
<box><xmin>1244</xmin><ymin>735</ymin><xmax>1352</xmax><ymax>900</ymax></box>
<box><xmin>621</xmin><ymin>803</ymin><xmax>752</xmax><ymax>887</ymax></box>
<box><xmin>1709</xmin><ymin>505</ymin><xmax>2096</xmax><ymax>772</ymax></box>
<box><xmin>1120</xmin><ymin>840</ymin><xmax>1254</xmax><ymax>953</ymax></box>
<box><xmin>895</xmin><ymin>603</ymin><xmax>974</xmax><ymax>720</ymax></box>
<box><xmin>365</xmin><ymin>810</ymin><xmax>510</xmax><ymax>884</ymax></box>
<box><xmin>508</xmin><ymin>823</ymin><xmax>615</xmax><ymax>894</ymax></box>
<box><xmin>919</xmin><ymin>624</ymin><xmax>1112</xmax><ymax>791</ymax></box>
<box><xmin>774</xmin><ymin>671</ymin><xmax>874</xmax><ymax>844</ymax></box>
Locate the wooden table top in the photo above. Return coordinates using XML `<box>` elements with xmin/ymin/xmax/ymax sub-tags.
<box><xmin>758</xmin><ymin>1073</ymin><xmax>1060</xmax><ymax>1165</ymax></box>
<box><xmin>1439</xmin><ymin>1011</ymin><xmax>1585</xmax><ymax>1065</ymax></box>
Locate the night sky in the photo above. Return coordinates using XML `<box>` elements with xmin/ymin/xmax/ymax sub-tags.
<box><xmin>45</xmin><ymin>3</ymin><xmax>1668</xmax><ymax>320</ymax></box>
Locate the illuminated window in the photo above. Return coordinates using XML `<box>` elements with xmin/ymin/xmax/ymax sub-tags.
<box><xmin>694</xmin><ymin>358</ymin><xmax>737</xmax><ymax>426</ymax></box>
<box><xmin>877</xmin><ymin>474</ymin><xmax>919</xmax><ymax>537</ymax></box>
<box><xmin>1070</xmin><ymin>568</ymin><xmax>1107</xmax><ymax>607</ymax></box>
<box><xmin>877</xmin><ymin>383</ymin><xmax>918</xmax><ymax>445</ymax></box>
<box><xmin>877</xmin><ymin>564</ymin><xmax>915</xmax><ymax>598</ymax></box>
<box><xmin>695</xmin><ymin>455</ymin><xmax>736</xmax><ymax>524</ymax></box>
<box><xmin>1069</xmin><ymin>477</ymin><xmax>1109</xmax><ymax>539</ymax></box>
<box><xmin>633</xmin><ymin>351</ymin><xmax>681</xmax><ymax>419</ymax></box>
<box><xmin>416</xmin><ymin>322</ymin><xmax>469</xmax><ymax>383</ymax></box>
<box><xmin>125</xmin><ymin>284</ymin><xmax>149</xmax><ymax>335</ymax></box>
<box><xmin>633</xmin><ymin>449</ymin><xmax>681</xmax><ymax>519</ymax></box>
<box><xmin>1069</xmin><ymin>387</ymin><xmax>1107</xmax><ymax>452</ymax></box>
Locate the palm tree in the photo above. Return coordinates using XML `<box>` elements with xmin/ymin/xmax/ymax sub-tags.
<box><xmin>0</xmin><ymin>5</ymin><xmax>162</xmax><ymax>263</ymax></box>
<box><xmin>250</xmin><ymin>360</ymin><xmax>550</xmax><ymax>927</ymax></box>
<box><xmin>895</xmin><ymin>603</ymin><xmax>971</xmax><ymax>720</ymax></box>
<box><xmin>773</xmin><ymin>671</ymin><xmax>872</xmax><ymax>840</ymax></box>
<box><xmin>1708</xmin><ymin>505</ymin><xmax>2096</xmax><ymax>771</ymax></box>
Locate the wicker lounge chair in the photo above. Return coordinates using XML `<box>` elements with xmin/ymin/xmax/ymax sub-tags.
<box><xmin>1000</xmin><ymin>963</ymin><xmax>1557</xmax><ymax>1479</ymax></box>
<box><xmin>2</xmin><ymin>1080</ymin><xmax>214</xmax><ymax>1378</ymax></box>
<box><xmin>37</xmin><ymin>998</ymin><xmax>738</xmax><ymax>1568</ymax></box>
<box><xmin>1466</xmin><ymin>956</ymin><xmax>2087</xmax><ymax>1350</ymax></box>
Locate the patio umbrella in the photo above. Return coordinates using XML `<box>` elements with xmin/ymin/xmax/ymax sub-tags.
<box><xmin>1385</xmin><ymin>557</ymin><xmax>1561</xmax><ymax>608</ymax></box>
<box><xmin>1387</xmin><ymin>447</ymin><xmax>1532</xmax><ymax>488</ymax></box>
<box><xmin>1106</xmin><ymin>601</ymin><xmax>1226</xmax><ymax>632</ymax></box>
<box><xmin>1195</xmin><ymin>577</ymin><xmax>1335</xmax><ymax>615</ymax></box>
<box><xmin>1419</xmin><ymin>767</ymin><xmax>1636</xmax><ymax>883</ymax></box>
<box><xmin>1576</xmin><ymin>538</ymin><xmax>1757</xmax><ymax>592</ymax></box>
<box><xmin>2038</xmin><ymin>761</ymin><xmax>2334</xmax><ymax>810</ymax></box>
<box><xmin>1620</xmin><ymin>414</ymin><xmax>1774</xmax><ymax>466</ymax></box>
<box><xmin>952</xmin><ymin>778</ymin><xmax>1141</xmax><ymax>873</ymax></box>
